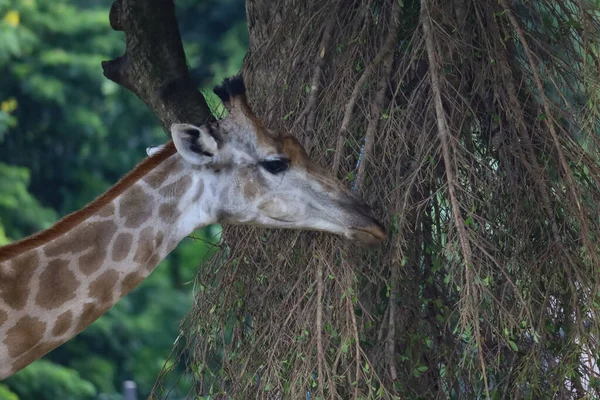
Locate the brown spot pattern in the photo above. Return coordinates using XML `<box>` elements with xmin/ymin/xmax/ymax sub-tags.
<box><xmin>0</xmin><ymin>251</ymin><xmax>39</xmax><ymax>310</ymax></box>
<box><xmin>143</xmin><ymin>156</ymin><xmax>182</xmax><ymax>188</ymax></box>
<box><xmin>243</xmin><ymin>180</ymin><xmax>258</xmax><ymax>199</ymax></box>
<box><xmin>155</xmin><ymin>231</ymin><xmax>165</xmax><ymax>248</ymax></box>
<box><xmin>96</xmin><ymin>202</ymin><xmax>115</xmax><ymax>217</ymax></box>
<box><xmin>0</xmin><ymin>309</ymin><xmax>7</xmax><ymax>326</ymax></box>
<box><xmin>193</xmin><ymin>180</ymin><xmax>204</xmax><ymax>202</ymax></box>
<box><xmin>5</xmin><ymin>316</ymin><xmax>46</xmax><ymax>358</ymax></box>
<box><xmin>0</xmin><ymin>251</ymin><xmax>40</xmax><ymax>310</ymax></box>
<box><xmin>76</xmin><ymin>302</ymin><xmax>110</xmax><ymax>333</ymax></box>
<box><xmin>36</xmin><ymin>259</ymin><xmax>78</xmax><ymax>309</ymax></box>
<box><xmin>145</xmin><ymin>254</ymin><xmax>161</xmax><ymax>272</ymax></box>
<box><xmin>257</xmin><ymin>199</ymin><xmax>278</xmax><ymax>214</ymax></box>
<box><xmin>159</xmin><ymin>176</ymin><xmax>192</xmax><ymax>199</ymax></box>
<box><xmin>133</xmin><ymin>227</ymin><xmax>155</xmax><ymax>264</ymax></box>
<box><xmin>158</xmin><ymin>203</ymin><xmax>179</xmax><ymax>223</ymax></box>
<box><xmin>121</xmin><ymin>272</ymin><xmax>145</xmax><ymax>295</ymax></box>
<box><xmin>119</xmin><ymin>186</ymin><xmax>153</xmax><ymax>228</ymax></box>
<box><xmin>0</xmin><ymin>143</ymin><xmax>175</xmax><ymax>262</ymax></box>
<box><xmin>88</xmin><ymin>269</ymin><xmax>119</xmax><ymax>302</ymax></box>
<box><xmin>78</xmin><ymin>248</ymin><xmax>107</xmax><ymax>276</ymax></box>
<box><xmin>112</xmin><ymin>233</ymin><xmax>133</xmax><ymax>262</ymax></box>
<box><xmin>10</xmin><ymin>340</ymin><xmax>63</xmax><ymax>376</ymax></box>
<box><xmin>44</xmin><ymin>220</ymin><xmax>117</xmax><ymax>257</ymax></box>
<box><xmin>52</xmin><ymin>311</ymin><xmax>72</xmax><ymax>336</ymax></box>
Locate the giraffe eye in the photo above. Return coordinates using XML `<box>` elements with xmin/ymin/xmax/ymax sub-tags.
<box><xmin>260</xmin><ymin>158</ymin><xmax>289</xmax><ymax>174</ymax></box>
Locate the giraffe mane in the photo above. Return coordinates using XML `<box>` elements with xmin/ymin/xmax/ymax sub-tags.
<box><xmin>0</xmin><ymin>141</ymin><xmax>177</xmax><ymax>262</ymax></box>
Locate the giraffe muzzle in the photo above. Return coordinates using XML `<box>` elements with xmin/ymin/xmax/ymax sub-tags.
<box><xmin>348</xmin><ymin>223</ymin><xmax>387</xmax><ymax>246</ymax></box>
<box><xmin>344</xmin><ymin>201</ymin><xmax>387</xmax><ymax>245</ymax></box>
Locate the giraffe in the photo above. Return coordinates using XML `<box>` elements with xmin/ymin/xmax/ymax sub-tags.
<box><xmin>0</xmin><ymin>76</ymin><xmax>386</xmax><ymax>379</ymax></box>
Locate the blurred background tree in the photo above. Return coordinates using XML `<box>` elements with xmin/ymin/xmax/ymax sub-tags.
<box><xmin>0</xmin><ymin>0</ymin><xmax>247</xmax><ymax>398</ymax></box>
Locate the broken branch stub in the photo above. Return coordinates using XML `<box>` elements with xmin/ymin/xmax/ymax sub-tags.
<box><xmin>102</xmin><ymin>0</ymin><xmax>214</xmax><ymax>131</ymax></box>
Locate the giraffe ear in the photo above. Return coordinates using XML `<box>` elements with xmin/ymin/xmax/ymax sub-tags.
<box><xmin>171</xmin><ymin>123</ymin><xmax>219</xmax><ymax>165</ymax></box>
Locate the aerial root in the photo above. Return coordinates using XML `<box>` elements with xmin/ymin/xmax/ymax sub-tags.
<box><xmin>316</xmin><ymin>257</ymin><xmax>326</xmax><ymax>398</ymax></box>
<box><xmin>420</xmin><ymin>1</ymin><xmax>490</xmax><ymax>398</ymax></box>
<box><xmin>498</xmin><ymin>0</ymin><xmax>597</xmax><ymax>268</ymax></box>
<box><xmin>332</xmin><ymin>0</ymin><xmax>402</xmax><ymax>175</ymax></box>
<box><xmin>385</xmin><ymin>261</ymin><xmax>399</xmax><ymax>381</ymax></box>
<box><xmin>294</xmin><ymin>0</ymin><xmax>343</xmax><ymax>153</ymax></box>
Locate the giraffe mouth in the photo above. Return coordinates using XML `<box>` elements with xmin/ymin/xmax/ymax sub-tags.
<box><xmin>348</xmin><ymin>226</ymin><xmax>387</xmax><ymax>245</ymax></box>
<box><xmin>269</xmin><ymin>216</ymin><xmax>295</xmax><ymax>223</ymax></box>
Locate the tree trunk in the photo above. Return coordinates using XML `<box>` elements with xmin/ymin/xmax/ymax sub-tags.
<box><xmin>106</xmin><ymin>0</ymin><xmax>600</xmax><ymax>399</ymax></box>
<box><xmin>103</xmin><ymin>0</ymin><xmax>213</xmax><ymax>129</ymax></box>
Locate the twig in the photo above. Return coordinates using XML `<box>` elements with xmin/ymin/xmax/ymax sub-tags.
<box><xmin>238</xmin><ymin>263</ymin><xmax>315</xmax><ymax>389</ymax></box>
<box><xmin>420</xmin><ymin>1</ymin><xmax>490</xmax><ymax>398</ymax></box>
<box><xmin>353</xmin><ymin>0</ymin><xmax>401</xmax><ymax>192</ymax></box>
<box><xmin>332</xmin><ymin>0</ymin><xmax>401</xmax><ymax>174</ymax></box>
<box><xmin>385</xmin><ymin>260</ymin><xmax>399</xmax><ymax>381</ymax></box>
<box><xmin>421</xmin><ymin>0</ymin><xmax>472</xmax><ymax>312</ymax></box>
<box><xmin>200</xmin><ymin>336</ymin><xmax>209</xmax><ymax>391</ymax></box>
<box><xmin>498</xmin><ymin>0</ymin><xmax>595</xmax><ymax>264</ymax></box>
<box><xmin>316</xmin><ymin>260</ymin><xmax>325</xmax><ymax>398</ymax></box>
<box><xmin>348</xmin><ymin>291</ymin><xmax>361</xmax><ymax>400</ymax></box>
<box><xmin>377</xmin><ymin>303</ymin><xmax>390</xmax><ymax>343</ymax></box>
<box><xmin>487</xmin><ymin>5</ymin><xmax>565</xmax><ymax>240</ymax></box>
<box><xmin>294</xmin><ymin>1</ymin><xmax>343</xmax><ymax>153</ymax></box>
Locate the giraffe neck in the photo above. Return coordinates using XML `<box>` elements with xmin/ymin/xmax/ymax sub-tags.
<box><xmin>0</xmin><ymin>148</ymin><xmax>217</xmax><ymax>379</ymax></box>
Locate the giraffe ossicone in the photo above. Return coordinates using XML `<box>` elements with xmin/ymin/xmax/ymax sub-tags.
<box><xmin>0</xmin><ymin>75</ymin><xmax>386</xmax><ymax>379</ymax></box>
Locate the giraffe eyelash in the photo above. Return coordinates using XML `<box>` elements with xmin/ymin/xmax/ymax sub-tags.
<box><xmin>259</xmin><ymin>158</ymin><xmax>290</xmax><ymax>174</ymax></box>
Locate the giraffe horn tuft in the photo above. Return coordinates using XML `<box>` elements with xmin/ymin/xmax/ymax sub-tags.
<box><xmin>213</xmin><ymin>75</ymin><xmax>246</xmax><ymax>104</ymax></box>
<box><xmin>213</xmin><ymin>83</ymin><xmax>230</xmax><ymax>103</ymax></box>
<box><xmin>224</xmin><ymin>75</ymin><xmax>245</xmax><ymax>97</ymax></box>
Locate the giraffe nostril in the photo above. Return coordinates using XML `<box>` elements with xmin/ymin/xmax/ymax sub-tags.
<box><xmin>344</xmin><ymin>198</ymin><xmax>386</xmax><ymax>243</ymax></box>
<box><xmin>347</xmin><ymin>198</ymin><xmax>377</xmax><ymax>220</ymax></box>
<box><xmin>356</xmin><ymin>202</ymin><xmax>375</xmax><ymax>218</ymax></box>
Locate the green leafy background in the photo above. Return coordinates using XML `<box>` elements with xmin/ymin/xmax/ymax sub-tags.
<box><xmin>0</xmin><ymin>0</ymin><xmax>247</xmax><ymax>398</ymax></box>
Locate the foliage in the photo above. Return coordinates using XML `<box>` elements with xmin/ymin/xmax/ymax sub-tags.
<box><xmin>4</xmin><ymin>360</ymin><xmax>96</xmax><ymax>400</ymax></box>
<box><xmin>0</xmin><ymin>384</ymin><xmax>18</xmax><ymax>400</ymax></box>
<box><xmin>0</xmin><ymin>0</ymin><xmax>164</xmax><ymax>214</ymax></box>
<box><xmin>177</xmin><ymin>0</ymin><xmax>248</xmax><ymax>87</ymax></box>
<box><xmin>0</xmin><ymin>0</ymin><xmax>245</xmax><ymax>398</ymax></box>
<box><xmin>148</xmin><ymin>0</ymin><xmax>600</xmax><ymax>399</ymax></box>
<box><xmin>0</xmin><ymin>162</ymin><xmax>56</xmax><ymax>242</ymax></box>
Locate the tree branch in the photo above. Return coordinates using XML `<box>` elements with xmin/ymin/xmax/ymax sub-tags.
<box><xmin>293</xmin><ymin>0</ymin><xmax>344</xmax><ymax>153</ymax></box>
<box><xmin>333</xmin><ymin>0</ymin><xmax>400</xmax><ymax>176</ymax></box>
<box><xmin>353</xmin><ymin>0</ymin><xmax>400</xmax><ymax>192</ymax></box>
<box><xmin>421</xmin><ymin>1</ymin><xmax>490</xmax><ymax>398</ymax></box>
<box><xmin>102</xmin><ymin>0</ymin><xmax>213</xmax><ymax>131</ymax></box>
<box><xmin>316</xmin><ymin>258</ymin><xmax>325</xmax><ymax>398</ymax></box>
<box><xmin>498</xmin><ymin>0</ymin><xmax>596</xmax><ymax>266</ymax></box>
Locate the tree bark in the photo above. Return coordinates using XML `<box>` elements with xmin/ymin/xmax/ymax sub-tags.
<box><xmin>103</xmin><ymin>0</ymin><xmax>213</xmax><ymax>130</ymax></box>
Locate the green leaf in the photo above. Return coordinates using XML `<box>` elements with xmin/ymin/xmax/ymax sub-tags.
<box><xmin>341</xmin><ymin>341</ymin><xmax>350</xmax><ymax>354</ymax></box>
<box><xmin>440</xmin><ymin>365</ymin><xmax>447</xmax><ymax>378</ymax></box>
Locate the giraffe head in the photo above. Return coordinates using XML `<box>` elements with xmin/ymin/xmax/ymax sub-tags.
<box><xmin>167</xmin><ymin>76</ymin><xmax>386</xmax><ymax>245</ymax></box>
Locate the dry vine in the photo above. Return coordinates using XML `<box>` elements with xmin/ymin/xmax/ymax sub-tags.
<box><xmin>151</xmin><ymin>0</ymin><xmax>600</xmax><ymax>398</ymax></box>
